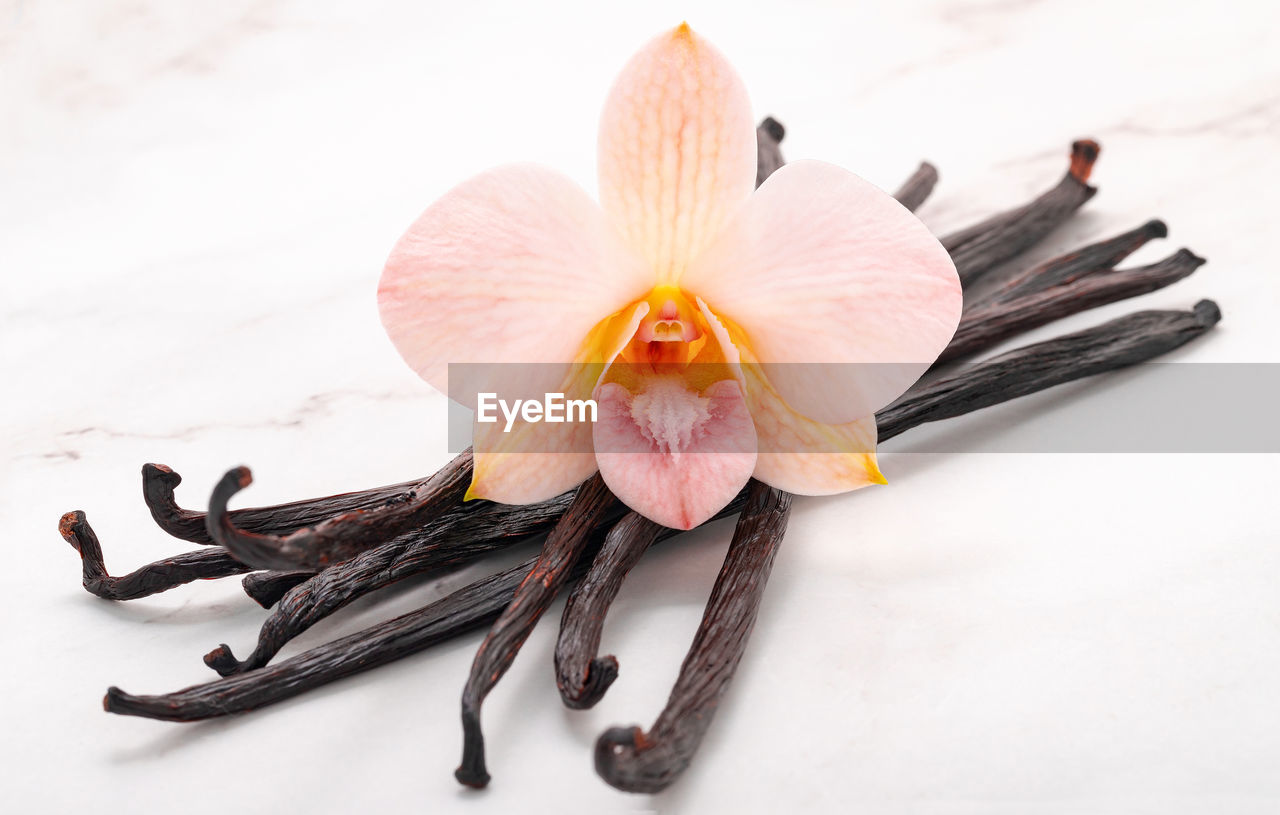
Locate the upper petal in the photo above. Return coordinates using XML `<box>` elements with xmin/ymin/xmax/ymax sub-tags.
<box><xmin>682</xmin><ymin>159</ymin><xmax>962</xmax><ymax>424</ymax></box>
<box><xmin>597</xmin><ymin>24</ymin><xmax>757</xmax><ymax>285</ymax></box>
<box><xmin>378</xmin><ymin>164</ymin><xmax>651</xmax><ymax>401</ymax></box>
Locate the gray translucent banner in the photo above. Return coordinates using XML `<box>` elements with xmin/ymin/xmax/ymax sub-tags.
<box><xmin>446</xmin><ymin>363</ymin><xmax>1280</xmax><ymax>454</ymax></box>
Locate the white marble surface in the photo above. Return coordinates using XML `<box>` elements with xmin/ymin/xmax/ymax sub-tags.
<box><xmin>4</xmin><ymin>1</ymin><xmax>1279</xmax><ymax>812</ymax></box>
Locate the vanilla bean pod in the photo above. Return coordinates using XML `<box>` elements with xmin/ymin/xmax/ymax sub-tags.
<box><xmin>59</xmin><ymin>511</ymin><xmax>252</xmax><ymax>601</ymax></box>
<box><xmin>878</xmin><ymin>300</ymin><xmax>1221</xmax><ymax>441</ymax></box>
<box><xmin>755</xmin><ymin>116</ymin><xmax>786</xmax><ymax>188</ymax></box>
<box><xmin>939</xmin><ymin>247</ymin><xmax>1204</xmax><ymax>363</ymax></box>
<box><xmin>456</xmin><ymin>475</ymin><xmax>620</xmax><ymax>788</ymax></box>
<box><xmin>205</xmin><ymin>493</ymin><xmax>580</xmax><ymax>676</ymax></box>
<box><xmin>554</xmin><ymin>513</ymin><xmax>663</xmax><ymax>709</ymax></box>
<box><xmin>205</xmin><ymin>451</ymin><xmax>472</xmax><ymax>570</ymax></box>
<box><xmin>595</xmin><ymin>481</ymin><xmax>791</xmax><ymax>793</ymax></box>
<box><xmin>142</xmin><ymin>462</ymin><xmax>423</xmax><ymax>545</ymax></box>
<box><xmin>757</xmin><ymin>116</ymin><xmax>938</xmax><ymax>212</ymax></box>
<box><xmin>104</xmin><ymin>557</ymin><xmax>540</xmax><ymax>722</ymax></box>
<box><xmin>942</xmin><ymin>140</ymin><xmax>1099</xmax><ymax>287</ymax></box>
<box><xmin>67</xmin><ymin>493</ymin><xmax>564</xmax><ymax>610</ymax></box>
<box><xmin>106</xmin><ymin>498</ymin><xmax>747</xmax><ymax>722</ymax></box>
<box><xmin>102</xmin><ymin>300</ymin><xmax>1221</xmax><ymax>723</ymax></box>
<box><xmin>982</xmin><ymin>219</ymin><xmax>1167</xmax><ymax>304</ymax></box>
<box><xmin>893</xmin><ymin>162</ymin><xmax>939</xmax><ymax>212</ymax></box>
<box><xmin>240</xmin><ymin>571</ymin><xmax>315</xmax><ymax>608</ymax></box>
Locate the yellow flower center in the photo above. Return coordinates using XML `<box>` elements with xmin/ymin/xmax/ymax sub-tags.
<box><xmin>620</xmin><ymin>286</ymin><xmax>708</xmax><ymax>369</ymax></box>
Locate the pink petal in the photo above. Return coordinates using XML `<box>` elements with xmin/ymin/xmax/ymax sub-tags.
<box><xmin>378</xmin><ymin>164</ymin><xmax>651</xmax><ymax>404</ymax></box>
<box><xmin>593</xmin><ymin>378</ymin><xmax>756</xmax><ymax>530</ymax></box>
<box><xmin>682</xmin><ymin>159</ymin><xmax>962</xmax><ymax>424</ymax></box>
<box><xmin>597</xmin><ymin>23</ymin><xmax>757</xmax><ymax>284</ymax></box>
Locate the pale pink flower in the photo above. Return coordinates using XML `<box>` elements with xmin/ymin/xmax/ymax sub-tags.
<box><xmin>379</xmin><ymin>24</ymin><xmax>961</xmax><ymax>529</ymax></box>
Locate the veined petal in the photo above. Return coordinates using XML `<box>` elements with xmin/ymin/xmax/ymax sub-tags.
<box><xmin>683</xmin><ymin>159</ymin><xmax>962</xmax><ymax>424</ymax></box>
<box><xmin>594</xmin><ymin>378</ymin><xmax>756</xmax><ymax>530</ymax></box>
<box><xmin>378</xmin><ymin>164</ymin><xmax>651</xmax><ymax>404</ymax></box>
<box><xmin>598</xmin><ymin>23</ymin><xmax>757</xmax><ymax>285</ymax></box>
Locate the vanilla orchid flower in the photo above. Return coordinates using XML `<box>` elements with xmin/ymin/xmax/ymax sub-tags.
<box><xmin>378</xmin><ymin>24</ymin><xmax>961</xmax><ymax>530</ymax></box>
